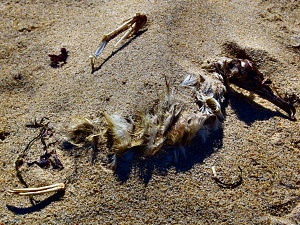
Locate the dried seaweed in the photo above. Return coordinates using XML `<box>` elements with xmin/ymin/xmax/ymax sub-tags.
<box><xmin>14</xmin><ymin>118</ymin><xmax>63</xmax><ymax>203</ymax></box>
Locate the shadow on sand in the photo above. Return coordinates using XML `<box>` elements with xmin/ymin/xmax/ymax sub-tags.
<box><xmin>91</xmin><ymin>30</ymin><xmax>147</xmax><ymax>74</ymax></box>
<box><xmin>6</xmin><ymin>191</ymin><xmax>65</xmax><ymax>215</ymax></box>
<box><xmin>228</xmin><ymin>90</ymin><xmax>291</xmax><ymax>124</ymax></box>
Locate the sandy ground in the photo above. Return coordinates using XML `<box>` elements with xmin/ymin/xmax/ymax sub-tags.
<box><xmin>0</xmin><ymin>0</ymin><xmax>300</xmax><ymax>224</ymax></box>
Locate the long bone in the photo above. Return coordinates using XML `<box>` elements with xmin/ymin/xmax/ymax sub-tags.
<box><xmin>8</xmin><ymin>183</ymin><xmax>65</xmax><ymax>196</ymax></box>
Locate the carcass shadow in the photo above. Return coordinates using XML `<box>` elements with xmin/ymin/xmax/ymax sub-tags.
<box><xmin>114</xmin><ymin>89</ymin><xmax>292</xmax><ymax>184</ymax></box>
<box><xmin>114</xmin><ymin>127</ymin><xmax>224</xmax><ymax>184</ymax></box>
<box><xmin>114</xmin><ymin>105</ymin><xmax>226</xmax><ymax>184</ymax></box>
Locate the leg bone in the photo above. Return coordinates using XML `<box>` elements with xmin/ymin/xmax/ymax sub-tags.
<box><xmin>90</xmin><ymin>13</ymin><xmax>147</xmax><ymax>70</ymax></box>
<box><xmin>8</xmin><ymin>183</ymin><xmax>65</xmax><ymax>196</ymax></box>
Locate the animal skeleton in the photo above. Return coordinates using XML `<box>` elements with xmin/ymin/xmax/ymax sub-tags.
<box><xmin>8</xmin><ymin>12</ymin><xmax>296</xmax><ymax>196</ymax></box>
<box><xmin>8</xmin><ymin>56</ymin><xmax>296</xmax><ymax>196</ymax></box>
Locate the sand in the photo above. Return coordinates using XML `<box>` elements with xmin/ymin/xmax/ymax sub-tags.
<box><xmin>0</xmin><ymin>0</ymin><xmax>299</xmax><ymax>224</ymax></box>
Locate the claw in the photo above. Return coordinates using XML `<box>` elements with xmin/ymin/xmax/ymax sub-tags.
<box><xmin>216</xmin><ymin>58</ymin><xmax>296</xmax><ymax>118</ymax></box>
<box><xmin>90</xmin><ymin>13</ymin><xmax>147</xmax><ymax>71</ymax></box>
<box><xmin>8</xmin><ymin>183</ymin><xmax>65</xmax><ymax>196</ymax></box>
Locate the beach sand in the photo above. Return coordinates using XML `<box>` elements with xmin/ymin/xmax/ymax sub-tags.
<box><xmin>0</xmin><ymin>0</ymin><xmax>300</xmax><ymax>224</ymax></box>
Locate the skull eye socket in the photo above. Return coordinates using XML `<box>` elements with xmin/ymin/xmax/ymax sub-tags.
<box><xmin>228</xmin><ymin>61</ymin><xmax>235</xmax><ymax>70</ymax></box>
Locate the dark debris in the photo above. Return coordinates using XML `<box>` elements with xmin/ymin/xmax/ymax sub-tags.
<box><xmin>15</xmin><ymin>117</ymin><xmax>64</xmax><ymax>204</ymax></box>
<box><xmin>48</xmin><ymin>48</ymin><xmax>68</xmax><ymax>68</ymax></box>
